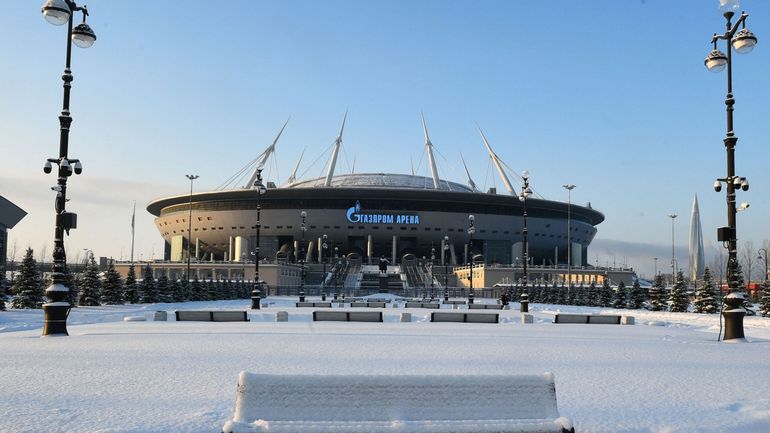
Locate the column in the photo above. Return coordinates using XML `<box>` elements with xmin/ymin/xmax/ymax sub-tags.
<box><xmin>367</xmin><ymin>234</ymin><xmax>373</xmax><ymax>265</ymax></box>
<box><xmin>464</xmin><ymin>244</ymin><xmax>468</xmax><ymax>265</ymax></box>
<box><xmin>228</xmin><ymin>236</ymin><xmax>234</xmax><ymax>262</ymax></box>
<box><xmin>317</xmin><ymin>237</ymin><xmax>322</xmax><ymax>263</ymax></box>
<box><xmin>441</xmin><ymin>238</ymin><xmax>446</xmax><ymax>265</ymax></box>
<box><xmin>294</xmin><ymin>240</ymin><xmax>299</xmax><ymax>263</ymax></box>
<box><xmin>391</xmin><ymin>235</ymin><xmax>397</xmax><ymax>264</ymax></box>
<box><xmin>195</xmin><ymin>238</ymin><xmax>200</xmax><ymax>259</ymax></box>
<box><xmin>234</xmin><ymin>236</ymin><xmax>248</xmax><ymax>262</ymax></box>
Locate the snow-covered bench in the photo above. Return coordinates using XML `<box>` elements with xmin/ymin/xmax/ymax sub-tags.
<box><xmin>296</xmin><ymin>302</ymin><xmax>332</xmax><ymax>308</ymax></box>
<box><xmin>313</xmin><ymin>310</ymin><xmax>383</xmax><ymax>322</ymax></box>
<box><xmin>431</xmin><ymin>312</ymin><xmax>499</xmax><ymax>323</ymax></box>
<box><xmin>222</xmin><ymin>372</ymin><xmax>575</xmax><ymax>433</ymax></box>
<box><xmin>350</xmin><ymin>301</ymin><xmax>387</xmax><ymax>308</ymax></box>
<box><xmin>553</xmin><ymin>314</ymin><xmax>620</xmax><ymax>324</ymax></box>
<box><xmin>468</xmin><ymin>303</ymin><xmax>504</xmax><ymax>310</ymax></box>
<box><xmin>405</xmin><ymin>301</ymin><xmax>440</xmax><ymax>309</ymax></box>
<box><xmin>175</xmin><ymin>311</ymin><xmax>249</xmax><ymax>322</ymax></box>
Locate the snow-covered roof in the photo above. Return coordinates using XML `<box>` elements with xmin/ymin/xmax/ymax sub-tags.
<box><xmin>284</xmin><ymin>173</ymin><xmax>475</xmax><ymax>192</ymax></box>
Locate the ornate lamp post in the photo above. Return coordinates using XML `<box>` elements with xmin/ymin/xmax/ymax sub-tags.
<box><xmin>467</xmin><ymin>215</ymin><xmax>475</xmax><ymax>304</ymax></box>
<box><xmin>443</xmin><ymin>235</ymin><xmax>450</xmax><ymax>301</ymax></box>
<box><xmin>321</xmin><ymin>234</ymin><xmax>328</xmax><ymax>300</ymax></box>
<box><xmin>250</xmin><ymin>169</ymin><xmax>266</xmax><ymax>310</ymax></box>
<box><xmin>299</xmin><ymin>210</ymin><xmax>307</xmax><ymax>302</ymax></box>
<box><xmin>185</xmin><ymin>174</ymin><xmax>198</xmax><ymax>286</ymax></box>
<box><xmin>518</xmin><ymin>171</ymin><xmax>533</xmax><ymax>313</ymax></box>
<box><xmin>667</xmin><ymin>214</ymin><xmax>678</xmax><ymax>286</ymax></box>
<box><xmin>706</xmin><ymin>0</ymin><xmax>757</xmax><ymax>340</ymax></box>
<box><xmin>430</xmin><ymin>247</ymin><xmax>435</xmax><ymax>298</ymax></box>
<box><xmin>562</xmin><ymin>184</ymin><xmax>576</xmax><ymax>295</ymax></box>
<box><xmin>41</xmin><ymin>0</ymin><xmax>96</xmax><ymax>336</ymax></box>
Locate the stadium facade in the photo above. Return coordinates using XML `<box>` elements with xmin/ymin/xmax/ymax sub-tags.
<box><xmin>147</xmin><ymin>117</ymin><xmax>604</xmax><ymax>271</ymax></box>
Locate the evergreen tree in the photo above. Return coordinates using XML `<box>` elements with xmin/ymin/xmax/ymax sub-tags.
<box><xmin>587</xmin><ymin>282</ymin><xmax>598</xmax><ymax>306</ymax></box>
<box><xmin>759</xmin><ymin>281</ymin><xmax>770</xmax><ymax>317</ymax></box>
<box><xmin>124</xmin><ymin>264</ymin><xmax>140</xmax><ymax>304</ymax></box>
<box><xmin>669</xmin><ymin>270</ymin><xmax>690</xmax><ymax>313</ymax></box>
<box><xmin>11</xmin><ymin>248</ymin><xmax>44</xmax><ymax>309</ymax></box>
<box><xmin>0</xmin><ymin>267</ymin><xmax>8</xmax><ymax>311</ymax></box>
<box><xmin>612</xmin><ymin>281</ymin><xmax>627</xmax><ymax>309</ymax></box>
<box><xmin>599</xmin><ymin>279</ymin><xmax>613</xmax><ymax>307</ymax></box>
<box><xmin>140</xmin><ymin>265</ymin><xmax>158</xmax><ymax>303</ymax></box>
<box><xmin>78</xmin><ymin>256</ymin><xmax>102</xmax><ymax>306</ymax></box>
<box><xmin>693</xmin><ymin>267</ymin><xmax>719</xmax><ymax>314</ymax></box>
<box><xmin>100</xmin><ymin>260</ymin><xmax>124</xmax><ymax>305</ymax></box>
<box><xmin>156</xmin><ymin>274</ymin><xmax>171</xmax><ymax>303</ymax></box>
<box><xmin>171</xmin><ymin>278</ymin><xmax>185</xmax><ymax>303</ymax></box>
<box><xmin>63</xmin><ymin>268</ymin><xmax>79</xmax><ymax>307</ymax></box>
<box><xmin>556</xmin><ymin>283</ymin><xmax>567</xmax><ymax>305</ymax></box>
<box><xmin>628</xmin><ymin>279</ymin><xmax>646</xmax><ymax>310</ymax></box>
<box><xmin>649</xmin><ymin>275</ymin><xmax>666</xmax><ymax>311</ymax></box>
<box><xmin>190</xmin><ymin>275</ymin><xmax>204</xmax><ymax>301</ymax></box>
<box><xmin>729</xmin><ymin>261</ymin><xmax>754</xmax><ymax>311</ymax></box>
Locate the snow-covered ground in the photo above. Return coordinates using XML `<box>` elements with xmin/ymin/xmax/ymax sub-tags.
<box><xmin>2</xmin><ymin>297</ymin><xmax>770</xmax><ymax>433</ymax></box>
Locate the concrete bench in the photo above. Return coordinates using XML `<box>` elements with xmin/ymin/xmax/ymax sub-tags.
<box><xmin>468</xmin><ymin>303</ymin><xmax>504</xmax><ymax>310</ymax></box>
<box><xmin>431</xmin><ymin>312</ymin><xmax>500</xmax><ymax>323</ymax></box>
<box><xmin>553</xmin><ymin>314</ymin><xmax>621</xmax><ymax>324</ymax></box>
<box><xmin>442</xmin><ymin>300</ymin><xmax>467</xmax><ymax>305</ymax></box>
<box><xmin>222</xmin><ymin>372</ymin><xmax>574</xmax><ymax>433</ymax></box>
<box><xmin>349</xmin><ymin>301</ymin><xmax>387</xmax><ymax>308</ymax></box>
<box><xmin>404</xmin><ymin>302</ymin><xmax>441</xmax><ymax>309</ymax></box>
<box><xmin>295</xmin><ymin>302</ymin><xmax>332</xmax><ymax>308</ymax></box>
<box><xmin>313</xmin><ymin>310</ymin><xmax>383</xmax><ymax>322</ymax></box>
<box><xmin>175</xmin><ymin>311</ymin><xmax>249</xmax><ymax>322</ymax></box>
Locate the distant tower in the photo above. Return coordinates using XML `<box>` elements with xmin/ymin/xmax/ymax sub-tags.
<box><xmin>689</xmin><ymin>194</ymin><xmax>705</xmax><ymax>283</ymax></box>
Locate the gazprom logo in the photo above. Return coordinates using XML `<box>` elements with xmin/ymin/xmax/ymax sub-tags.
<box><xmin>346</xmin><ymin>200</ymin><xmax>420</xmax><ymax>225</ymax></box>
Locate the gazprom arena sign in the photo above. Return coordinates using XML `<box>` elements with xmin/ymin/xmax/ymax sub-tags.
<box><xmin>346</xmin><ymin>201</ymin><xmax>420</xmax><ymax>225</ymax></box>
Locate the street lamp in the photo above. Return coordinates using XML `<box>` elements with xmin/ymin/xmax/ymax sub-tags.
<box><xmin>519</xmin><ymin>171</ymin><xmax>533</xmax><ymax>313</ymax></box>
<box><xmin>562</xmin><ymin>184</ymin><xmax>576</xmax><ymax>296</ymax></box>
<box><xmin>443</xmin><ymin>235</ymin><xmax>450</xmax><ymax>301</ymax></box>
<box><xmin>299</xmin><ymin>210</ymin><xmax>307</xmax><ymax>302</ymax></box>
<box><xmin>321</xmin><ymin>234</ymin><xmax>328</xmax><ymax>300</ymax></box>
<box><xmin>41</xmin><ymin>0</ymin><xmax>96</xmax><ymax>337</ymax></box>
<box><xmin>250</xmin><ymin>169</ymin><xmax>266</xmax><ymax>310</ymax></box>
<box><xmin>185</xmin><ymin>174</ymin><xmax>199</xmax><ymax>286</ymax></box>
<box><xmin>707</xmin><ymin>1</ymin><xmax>756</xmax><ymax>340</ymax></box>
<box><xmin>758</xmin><ymin>248</ymin><xmax>768</xmax><ymax>284</ymax></box>
<box><xmin>667</xmin><ymin>214</ymin><xmax>677</xmax><ymax>287</ymax></box>
<box><xmin>467</xmin><ymin>215</ymin><xmax>475</xmax><ymax>304</ymax></box>
<box><xmin>430</xmin><ymin>247</ymin><xmax>435</xmax><ymax>298</ymax></box>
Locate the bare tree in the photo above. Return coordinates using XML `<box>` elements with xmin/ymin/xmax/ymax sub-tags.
<box><xmin>708</xmin><ymin>247</ymin><xmax>727</xmax><ymax>293</ymax></box>
<box><xmin>7</xmin><ymin>240</ymin><xmax>18</xmax><ymax>264</ymax></box>
<box><xmin>740</xmin><ymin>240</ymin><xmax>756</xmax><ymax>290</ymax></box>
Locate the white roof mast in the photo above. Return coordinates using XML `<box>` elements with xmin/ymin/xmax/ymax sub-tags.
<box><xmin>245</xmin><ymin>118</ymin><xmax>289</xmax><ymax>188</ymax></box>
<box><xmin>286</xmin><ymin>148</ymin><xmax>305</xmax><ymax>185</ymax></box>
<box><xmin>478</xmin><ymin>127</ymin><xmax>515</xmax><ymax>195</ymax></box>
<box><xmin>460</xmin><ymin>153</ymin><xmax>477</xmax><ymax>191</ymax></box>
<box><xmin>324</xmin><ymin>110</ymin><xmax>347</xmax><ymax>187</ymax></box>
<box><xmin>421</xmin><ymin>113</ymin><xmax>441</xmax><ymax>190</ymax></box>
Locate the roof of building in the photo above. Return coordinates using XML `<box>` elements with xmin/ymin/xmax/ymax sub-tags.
<box><xmin>285</xmin><ymin>173</ymin><xmax>475</xmax><ymax>192</ymax></box>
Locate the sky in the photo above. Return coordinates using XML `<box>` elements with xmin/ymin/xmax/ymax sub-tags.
<box><xmin>2</xmin><ymin>0</ymin><xmax>769</xmax><ymax>279</ymax></box>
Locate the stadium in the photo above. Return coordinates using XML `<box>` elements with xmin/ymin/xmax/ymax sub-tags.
<box><xmin>140</xmin><ymin>116</ymin><xmax>622</xmax><ymax>291</ymax></box>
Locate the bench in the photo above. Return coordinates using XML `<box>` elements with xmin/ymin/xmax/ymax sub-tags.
<box><xmin>468</xmin><ymin>303</ymin><xmax>505</xmax><ymax>310</ymax></box>
<box><xmin>295</xmin><ymin>302</ymin><xmax>332</xmax><ymax>308</ymax></box>
<box><xmin>431</xmin><ymin>312</ymin><xmax>499</xmax><ymax>323</ymax></box>
<box><xmin>313</xmin><ymin>310</ymin><xmax>383</xmax><ymax>322</ymax></box>
<box><xmin>349</xmin><ymin>301</ymin><xmax>387</xmax><ymax>308</ymax></box>
<box><xmin>404</xmin><ymin>302</ymin><xmax>441</xmax><ymax>309</ymax></box>
<box><xmin>222</xmin><ymin>372</ymin><xmax>574</xmax><ymax>433</ymax></box>
<box><xmin>175</xmin><ymin>311</ymin><xmax>249</xmax><ymax>322</ymax></box>
<box><xmin>442</xmin><ymin>300</ymin><xmax>467</xmax><ymax>305</ymax></box>
<box><xmin>553</xmin><ymin>314</ymin><xmax>621</xmax><ymax>324</ymax></box>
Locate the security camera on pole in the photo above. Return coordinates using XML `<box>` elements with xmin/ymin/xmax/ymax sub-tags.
<box><xmin>518</xmin><ymin>171</ymin><xmax>533</xmax><ymax>313</ymax></box>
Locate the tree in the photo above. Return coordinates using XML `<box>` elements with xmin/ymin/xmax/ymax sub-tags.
<box><xmin>171</xmin><ymin>278</ymin><xmax>185</xmax><ymax>303</ymax></box>
<box><xmin>599</xmin><ymin>279</ymin><xmax>613</xmax><ymax>307</ymax></box>
<box><xmin>612</xmin><ymin>281</ymin><xmax>627</xmax><ymax>309</ymax></box>
<box><xmin>78</xmin><ymin>256</ymin><xmax>102</xmax><ymax>306</ymax></box>
<box><xmin>739</xmin><ymin>240</ymin><xmax>756</xmax><ymax>289</ymax></box>
<box><xmin>63</xmin><ymin>268</ymin><xmax>79</xmax><ymax>308</ymax></box>
<box><xmin>587</xmin><ymin>282</ymin><xmax>598</xmax><ymax>306</ymax></box>
<box><xmin>140</xmin><ymin>265</ymin><xmax>158</xmax><ymax>303</ymax></box>
<box><xmin>0</xmin><ymin>266</ymin><xmax>8</xmax><ymax>311</ymax></box>
<box><xmin>759</xmin><ymin>281</ymin><xmax>770</xmax><ymax>317</ymax></box>
<box><xmin>627</xmin><ymin>279</ymin><xmax>646</xmax><ymax>310</ymax></box>
<box><xmin>156</xmin><ymin>274</ymin><xmax>170</xmax><ymax>303</ymax></box>
<box><xmin>649</xmin><ymin>275</ymin><xmax>666</xmax><ymax>311</ymax></box>
<box><xmin>693</xmin><ymin>267</ymin><xmax>719</xmax><ymax>314</ymax></box>
<box><xmin>100</xmin><ymin>260</ymin><xmax>124</xmax><ymax>305</ymax></box>
<box><xmin>669</xmin><ymin>270</ymin><xmax>689</xmax><ymax>313</ymax></box>
<box><xmin>124</xmin><ymin>264</ymin><xmax>140</xmax><ymax>304</ymax></box>
<box><xmin>11</xmin><ymin>248</ymin><xmax>44</xmax><ymax>309</ymax></box>
<box><xmin>190</xmin><ymin>275</ymin><xmax>204</xmax><ymax>301</ymax></box>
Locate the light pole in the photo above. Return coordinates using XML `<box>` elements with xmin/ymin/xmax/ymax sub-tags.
<box><xmin>667</xmin><ymin>214</ymin><xmax>678</xmax><ymax>286</ymax></box>
<box><xmin>653</xmin><ymin>257</ymin><xmax>658</xmax><ymax>276</ymax></box>
<box><xmin>185</xmin><ymin>174</ymin><xmax>199</xmax><ymax>286</ymax></box>
<box><xmin>41</xmin><ymin>0</ymin><xmax>96</xmax><ymax>337</ymax></box>
<box><xmin>299</xmin><ymin>210</ymin><xmax>307</xmax><ymax>302</ymax></box>
<box><xmin>321</xmin><ymin>234</ymin><xmax>328</xmax><ymax>300</ymax></box>
<box><xmin>250</xmin><ymin>169</ymin><xmax>266</xmax><ymax>310</ymax></box>
<box><xmin>443</xmin><ymin>235</ymin><xmax>450</xmax><ymax>301</ymax></box>
<box><xmin>519</xmin><ymin>171</ymin><xmax>533</xmax><ymax>313</ymax></box>
<box><xmin>430</xmin><ymin>247</ymin><xmax>435</xmax><ymax>298</ymax></box>
<box><xmin>563</xmin><ymin>184</ymin><xmax>576</xmax><ymax>296</ymax></box>
<box><xmin>706</xmin><ymin>0</ymin><xmax>757</xmax><ymax>340</ymax></box>
<box><xmin>467</xmin><ymin>215</ymin><xmax>475</xmax><ymax>304</ymax></box>
<box><xmin>758</xmin><ymin>248</ymin><xmax>768</xmax><ymax>284</ymax></box>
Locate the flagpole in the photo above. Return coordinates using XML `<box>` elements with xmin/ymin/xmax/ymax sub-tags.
<box><xmin>130</xmin><ymin>201</ymin><xmax>136</xmax><ymax>264</ymax></box>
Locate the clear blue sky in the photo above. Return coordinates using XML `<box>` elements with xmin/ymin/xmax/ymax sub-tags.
<box><xmin>2</xmin><ymin>0</ymin><xmax>769</xmax><ymax>279</ymax></box>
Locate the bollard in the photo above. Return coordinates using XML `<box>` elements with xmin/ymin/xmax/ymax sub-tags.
<box><xmin>321</xmin><ymin>292</ymin><xmax>327</xmax><ymax>301</ymax></box>
<box><xmin>468</xmin><ymin>291</ymin><xmax>474</xmax><ymax>305</ymax></box>
<box><xmin>251</xmin><ymin>285</ymin><xmax>262</xmax><ymax>310</ymax></box>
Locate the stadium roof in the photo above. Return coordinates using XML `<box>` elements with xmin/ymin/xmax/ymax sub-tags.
<box><xmin>285</xmin><ymin>173</ymin><xmax>475</xmax><ymax>193</ymax></box>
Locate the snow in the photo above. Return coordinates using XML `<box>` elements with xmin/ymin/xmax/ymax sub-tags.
<box><xmin>2</xmin><ymin>298</ymin><xmax>770</xmax><ymax>433</ymax></box>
